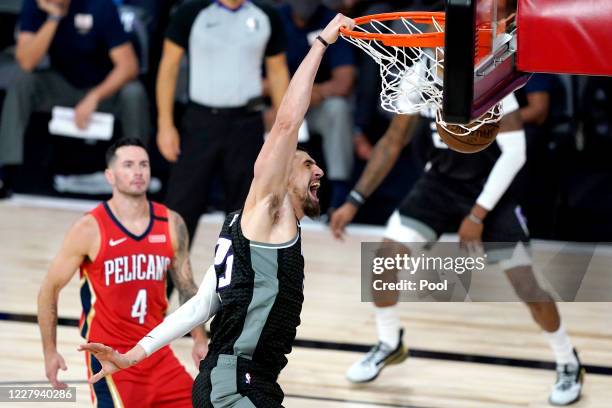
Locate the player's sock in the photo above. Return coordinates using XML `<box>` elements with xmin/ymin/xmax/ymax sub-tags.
<box><xmin>375</xmin><ymin>305</ymin><xmax>401</xmax><ymax>348</ymax></box>
<box><xmin>545</xmin><ymin>322</ymin><xmax>578</xmax><ymax>366</ymax></box>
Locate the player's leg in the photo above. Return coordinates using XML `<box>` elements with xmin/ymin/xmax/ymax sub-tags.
<box><xmin>485</xmin><ymin>204</ymin><xmax>584</xmax><ymax>406</ymax></box>
<box><xmin>504</xmin><ymin>263</ymin><xmax>559</xmax><ymax>331</ymax></box>
<box><xmin>344</xmin><ymin>235</ymin><xmax>412</xmax><ymax>384</ymax></box>
<box><xmin>149</xmin><ymin>347</ymin><xmax>193</xmax><ymax>408</ymax></box>
<box><xmin>100</xmin><ymin>80</ymin><xmax>151</xmax><ymax>143</ymax></box>
<box><xmin>504</xmin><ymin>263</ymin><xmax>584</xmax><ymax>406</ymax></box>
<box><xmin>0</xmin><ymin>69</ymin><xmax>86</xmax><ymax>167</ymax></box>
<box><xmin>346</xmin><ymin>178</ymin><xmax>443</xmax><ymax>383</ymax></box>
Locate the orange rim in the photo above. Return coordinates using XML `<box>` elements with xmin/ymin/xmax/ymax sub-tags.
<box><xmin>340</xmin><ymin>11</ymin><xmax>445</xmax><ymax>48</ymax></box>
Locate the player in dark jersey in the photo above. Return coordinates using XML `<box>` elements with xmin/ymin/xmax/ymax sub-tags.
<box><xmin>38</xmin><ymin>138</ymin><xmax>208</xmax><ymax>407</ymax></box>
<box><xmin>330</xmin><ymin>95</ymin><xmax>584</xmax><ymax>406</ymax></box>
<box><xmin>78</xmin><ymin>14</ymin><xmax>356</xmax><ymax>407</ymax></box>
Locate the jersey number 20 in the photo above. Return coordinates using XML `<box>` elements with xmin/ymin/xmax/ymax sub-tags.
<box><xmin>215</xmin><ymin>237</ymin><xmax>234</xmax><ymax>290</ymax></box>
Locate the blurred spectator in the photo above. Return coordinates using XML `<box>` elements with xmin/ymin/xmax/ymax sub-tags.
<box><xmin>350</xmin><ymin>1</ymin><xmax>396</xmax><ymax>162</ymax></box>
<box><xmin>157</xmin><ymin>0</ymin><xmax>289</xmax><ymax>288</ymax></box>
<box><xmin>518</xmin><ymin>74</ymin><xmax>568</xmax><ymax>132</ymax></box>
<box><xmin>278</xmin><ymin>0</ymin><xmax>356</xmax><ymax>209</ymax></box>
<box><xmin>558</xmin><ymin>76</ymin><xmax>612</xmax><ymax>241</ymax></box>
<box><xmin>0</xmin><ymin>0</ymin><xmax>148</xmax><ymax>197</ymax></box>
<box><xmin>514</xmin><ymin>74</ymin><xmax>570</xmax><ymax>238</ymax></box>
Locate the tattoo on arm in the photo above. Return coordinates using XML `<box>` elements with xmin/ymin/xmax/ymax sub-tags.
<box><xmin>354</xmin><ymin>119</ymin><xmax>413</xmax><ymax>197</ymax></box>
<box><xmin>355</xmin><ymin>137</ymin><xmax>401</xmax><ymax>198</ymax></box>
<box><xmin>170</xmin><ymin>213</ymin><xmax>199</xmax><ymax>305</ymax></box>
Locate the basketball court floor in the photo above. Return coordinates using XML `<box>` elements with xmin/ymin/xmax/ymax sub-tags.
<box><xmin>1</xmin><ymin>197</ymin><xmax>611</xmax><ymax>407</ymax></box>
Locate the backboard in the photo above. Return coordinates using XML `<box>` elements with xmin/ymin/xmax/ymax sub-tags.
<box><xmin>442</xmin><ymin>0</ymin><xmax>530</xmax><ymax>124</ymax></box>
<box><xmin>340</xmin><ymin>0</ymin><xmax>611</xmax><ymax>128</ymax></box>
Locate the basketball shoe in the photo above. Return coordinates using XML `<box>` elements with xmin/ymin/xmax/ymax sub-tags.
<box><xmin>549</xmin><ymin>349</ymin><xmax>585</xmax><ymax>406</ymax></box>
<box><xmin>346</xmin><ymin>328</ymin><xmax>409</xmax><ymax>383</ymax></box>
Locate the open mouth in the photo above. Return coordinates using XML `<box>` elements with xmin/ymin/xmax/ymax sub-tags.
<box><xmin>308</xmin><ymin>181</ymin><xmax>320</xmax><ymax>203</ymax></box>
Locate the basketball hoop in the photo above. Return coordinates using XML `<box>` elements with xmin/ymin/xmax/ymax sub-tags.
<box><xmin>340</xmin><ymin>12</ymin><xmax>503</xmax><ymax>137</ymax></box>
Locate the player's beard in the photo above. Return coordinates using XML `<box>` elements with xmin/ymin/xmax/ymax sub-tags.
<box><xmin>302</xmin><ymin>191</ymin><xmax>320</xmax><ymax>218</ymax></box>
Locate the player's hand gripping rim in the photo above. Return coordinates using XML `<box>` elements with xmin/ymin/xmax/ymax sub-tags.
<box><xmin>319</xmin><ymin>13</ymin><xmax>355</xmax><ymax>45</ymax></box>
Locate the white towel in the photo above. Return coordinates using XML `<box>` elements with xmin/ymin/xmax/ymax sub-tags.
<box><xmin>48</xmin><ymin>106</ymin><xmax>114</xmax><ymax>141</ymax></box>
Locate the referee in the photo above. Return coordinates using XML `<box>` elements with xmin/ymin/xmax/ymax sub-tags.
<box><xmin>156</xmin><ymin>0</ymin><xmax>289</xmax><ymax>248</ymax></box>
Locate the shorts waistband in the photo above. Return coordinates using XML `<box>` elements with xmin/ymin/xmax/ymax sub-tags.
<box><xmin>216</xmin><ymin>354</ymin><xmax>238</xmax><ymax>368</ymax></box>
<box><xmin>207</xmin><ymin>354</ymin><xmax>279</xmax><ymax>381</ymax></box>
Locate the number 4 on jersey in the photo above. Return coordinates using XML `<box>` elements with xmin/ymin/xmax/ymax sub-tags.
<box><xmin>131</xmin><ymin>289</ymin><xmax>147</xmax><ymax>324</ymax></box>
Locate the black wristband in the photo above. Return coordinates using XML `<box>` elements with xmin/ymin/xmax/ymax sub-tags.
<box><xmin>346</xmin><ymin>189</ymin><xmax>366</xmax><ymax>208</ymax></box>
<box><xmin>316</xmin><ymin>35</ymin><xmax>329</xmax><ymax>48</ymax></box>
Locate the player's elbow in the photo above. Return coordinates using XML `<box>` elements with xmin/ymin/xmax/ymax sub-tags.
<box><xmin>272</xmin><ymin>110</ymin><xmax>300</xmax><ymax>135</ymax></box>
<box><xmin>37</xmin><ymin>280</ymin><xmax>57</xmax><ymax>310</ymax></box>
<box><xmin>497</xmin><ymin>130</ymin><xmax>527</xmax><ymax>171</ymax></box>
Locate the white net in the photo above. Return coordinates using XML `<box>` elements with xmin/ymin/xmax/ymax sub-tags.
<box><xmin>341</xmin><ymin>13</ymin><xmax>503</xmax><ymax>136</ymax></box>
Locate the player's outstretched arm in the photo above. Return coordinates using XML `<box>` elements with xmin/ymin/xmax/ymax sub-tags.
<box><xmin>38</xmin><ymin>215</ymin><xmax>97</xmax><ymax>389</ymax></box>
<box><xmin>80</xmin><ymin>266</ymin><xmax>220</xmax><ymax>383</ymax></box>
<box><xmin>353</xmin><ymin>114</ymin><xmax>417</xmax><ymax>198</ymax></box>
<box><xmin>168</xmin><ymin>210</ymin><xmax>209</xmax><ymax>365</ymax></box>
<box><xmin>330</xmin><ymin>114</ymin><xmax>416</xmax><ymax>239</ymax></box>
<box><xmin>458</xmin><ymin>108</ymin><xmax>526</xmax><ymax>247</ymax></box>
<box><xmin>248</xmin><ymin>14</ymin><xmax>354</xmax><ymax>205</ymax></box>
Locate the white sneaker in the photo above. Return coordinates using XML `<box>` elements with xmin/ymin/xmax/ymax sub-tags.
<box><xmin>549</xmin><ymin>349</ymin><xmax>585</xmax><ymax>406</ymax></box>
<box><xmin>346</xmin><ymin>328</ymin><xmax>409</xmax><ymax>383</ymax></box>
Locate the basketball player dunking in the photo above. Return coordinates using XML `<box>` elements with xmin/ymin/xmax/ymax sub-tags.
<box><xmin>330</xmin><ymin>96</ymin><xmax>584</xmax><ymax>406</ymax></box>
<box><xmin>38</xmin><ymin>138</ymin><xmax>208</xmax><ymax>407</ymax></box>
<box><xmin>78</xmin><ymin>14</ymin><xmax>356</xmax><ymax>407</ymax></box>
